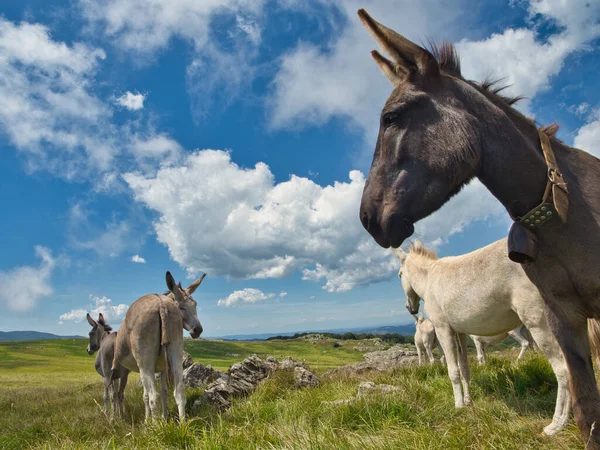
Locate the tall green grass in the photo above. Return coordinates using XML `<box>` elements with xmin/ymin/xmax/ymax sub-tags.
<box><xmin>0</xmin><ymin>339</ymin><xmax>582</xmax><ymax>449</ymax></box>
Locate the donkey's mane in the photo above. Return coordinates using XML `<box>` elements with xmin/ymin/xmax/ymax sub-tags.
<box><xmin>409</xmin><ymin>244</ymin><xmax>438</xmax><ymax>259</ymax></box>
<box><xmin>98</xmin><ymin>319</ymin><xmax>113</xmax><ymax>333</ymax></box>
<box><xmin>430</xmin><ymin>42</ymin><xmax>559</xmax><ymax>139</ymax></box>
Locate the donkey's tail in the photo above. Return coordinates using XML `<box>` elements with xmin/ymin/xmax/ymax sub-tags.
<box><xmin>162</xmin><ymin>344</ymin><xmax>173</xmax><ymax>388</ymax></box>
<box><xmin>158</xmin><ymin>296</ymin><xmax>173</xmax><ymax>388</ymax></box>
<box><xmin>110</xmin><ymin>335</ymin><xmax>121</xmax><ymax>381</ymax></box>
<box><xmin>588</xmin><ymin>319</ymin><xmax>600</xmax><ymax>367</ymax></box>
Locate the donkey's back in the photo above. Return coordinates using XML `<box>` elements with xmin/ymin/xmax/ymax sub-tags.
<box><xmin>114</xmin><ymin>293</ymin><xmax>182</xmax><ymax>375</ymax></box>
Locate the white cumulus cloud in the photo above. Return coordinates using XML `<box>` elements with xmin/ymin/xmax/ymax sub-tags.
<box><xmin>217</xmin><ymin>288</ymin><xmax>275</xmax><ymax>307</ymax></box>
<box><xmin>574</xmin><ymin>109</ymin><xmax>600</xmax><ymax>159</ymax></box>
<box><xmin>0</xmin><ymin>18</ymin><xmax>110</xmax><ymax>175</ymax></box>
<box><xmin>131</xmin><ymin>255</ymin><xmax>146</xmax><ymax>264</ymax></box>
<box><xmin>59</xmin><ymin>294</ymin><xmax>128</xmax><ymax>324</ymax></box>
<box><xmin>0</xmin><ymin>246</ymin><xmax>57</xmax><ymax>312</ymax></box>
<box><xmin>269</xmin><ymin>0</ymin><xmax>600</xmax><ymax>143</ymax></box>
<box><xmin>268</xmin><ymin>0</ymin><xmax>467</xmax><ymax>143</ymax></box>
<box><xmin>80</xmin><ymin>0</ymin><xmax>266</xmax><ymax>118</ymax></box>
<box><xmin>0</xmin><ymin>17</ymin><xmax>186</xmax><ymax>179</ymax></box>
<box><xmin>115</xmin><ymin>91</ymin><xmax>145</xmax><ymax>110</ymax></box>
<box><xmin>124</xmin><ymin>149</ymin><xmax>507</xmax><ymax>292</ymax></box>
<box><xmin>457</xmin><ymin>0</ymin><xmax>600</xmax><ymax>114</ymax></box>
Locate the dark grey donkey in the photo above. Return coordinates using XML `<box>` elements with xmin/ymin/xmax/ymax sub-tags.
<box><xmin>357</xmin><ymin>9</ymin><xmax>600</xmax><ymax>447</ymax></box>
<box><xmin>86</xmin><ymin>313</ymin><xmax>130</xmax><ymax>417</ymax></box>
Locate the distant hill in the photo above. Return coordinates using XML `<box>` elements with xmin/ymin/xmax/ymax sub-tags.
<box><xmin>0</xmin><ymin>331</ymin><xmax>83</xmax><ymax>342</ymax></box>
<box><xmin>214</xmin><ymin>323</ymin><xmax>416</xmax><ymax>341</ymax></box>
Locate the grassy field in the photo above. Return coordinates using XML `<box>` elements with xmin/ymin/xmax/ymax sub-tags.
<box><xmin>0</xmin><ymin>337</ymin><xmax>583</xmax><ymax>449</ymax></box>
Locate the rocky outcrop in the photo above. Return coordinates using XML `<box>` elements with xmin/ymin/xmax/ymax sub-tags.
<box><xmin>192</xmin><ymin>354</ymin><xmax>318</xmax><ymax>411</ymax></box>
<box><xmin>300</xmin><ymin>333</ymin><xmax>327</xmax><ymax>342</ymax></box>
<box><xmin>295</xmin><ymin>366</ymin><xmax>320</xmax><ymax>388</ymax></box>
<box><xmin>323</xmin><ymin>345</ymin><xmax>418</xmax><ymax>378</ymax></box>
<box><xmin>183</xmin><ymin>362</ymin><xmax>223</xmax><ymax>388</ymax></box>
<box><xmin>182</xmin><ymin>351</ymin><xmax>194</xmax><ymax>370</ymax></box>
<box><xmin>363</xmin><ymin>346</ymin><xmax>417</xmax><ymax>368</ymax></box>
<box><xmin>280</xmin><ymin>356</ymin><xmax>308</xmax><ymax>370</ymax></box>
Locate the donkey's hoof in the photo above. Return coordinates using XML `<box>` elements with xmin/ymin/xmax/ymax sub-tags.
<box><xmin>542</xmin><ymin>424</ymin><xmax>560</xmax><ymax>436</ymax></box>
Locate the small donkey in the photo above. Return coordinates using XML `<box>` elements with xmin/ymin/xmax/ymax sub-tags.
<box><xmin>87</xmin><ymin>313</ymin><xmax>130</xmax><ymax>417</ymax></box>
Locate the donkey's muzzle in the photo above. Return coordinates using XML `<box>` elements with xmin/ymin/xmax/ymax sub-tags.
<box><xmin>360</xmin><ymin>202</ymin><xmax>414</xmax><ymax>248</ymax></box>
<box><xmin>190</xmin><ymin>325</ymin><xmax>203</xmax><ymax>339</ymax></box>
<box><xmin>406</xmin><ymin>304</ymin><xmax>419</xmax><ymax>316</ymax></box>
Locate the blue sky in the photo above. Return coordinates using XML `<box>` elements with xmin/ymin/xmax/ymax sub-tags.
<box><xmin>0</xmin><ymin>0</ymin><xmax>598</xmax><ymax>338</ymax></box>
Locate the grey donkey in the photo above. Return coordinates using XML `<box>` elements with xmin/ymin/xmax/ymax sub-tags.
<box><xmin>86</xmin><ymin>313</ymin><xmax>130</xmax><ymax>417</ymax></box>
<box><xmin>111</xmin><ymin>271</ymin><xmax>205</xmax><ymax>422</ymax></box>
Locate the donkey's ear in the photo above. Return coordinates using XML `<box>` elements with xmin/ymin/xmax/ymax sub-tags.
<box><xmin>86</xmin><ymin>313</ymin><xmax>97</xmax><ymax>328</ymax></box>
<box><xmin>166</xmin><ymin>271</ymin><xmax>177</xmax><ymax>292</ymax></box>
<box><xmin>358</xmin><ymin>9</ymin><xmax>439</xmax><ymax>84</ymax></box>
<box><xmin>185</xmin><ymin>273</ymin><xmax>206</xmax><ymax>295</ymax></box>
<box><xmin>391</xmin><ymin>247</ymin><xmax>407</xmax><ymax>263</ymax></box>
<box><xmin>97</xmin><ymin>313</ymin><xmax>105</xmax><ymax>324</ymax></box>
<box><xmin>166</xmin><ymin>271</ymin><xmax>184</xmax><ymax>302</ymax></box>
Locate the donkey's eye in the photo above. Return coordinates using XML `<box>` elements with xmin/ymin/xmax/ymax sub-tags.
<box><xmin>382</xmin><ymin>113</ymin><xmax>400</xmax><ymax>129</ymax></box>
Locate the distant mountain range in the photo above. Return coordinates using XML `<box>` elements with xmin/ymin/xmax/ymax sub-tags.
<box><xmin>213</xmin><ymin>323</ymin><xmax>416</xmax><ymax>341</ymax></box>
<box><xmin>0</xmin><ymin>323</ymin><xmax>417</xmax><ymax>343</ymax></box>
<box><xmin>0</xmin><ymin>331</ymin><xmax>82</xmax><ymax>342</ymax></box>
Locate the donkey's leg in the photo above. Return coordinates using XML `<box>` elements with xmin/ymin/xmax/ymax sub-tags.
<box><xmin>160</xmin><ymin>371</ymin><xmax>169</xmax><ymax>420</ymax></box>
<box><xmin>118</xmin><ymin>372</ymin><xmax>129</xmax><ymax>418</ymax></box>
<box><xmin>102</xmin><ymin>379</ymin><xmax>110</xmax><ymax>413</ymax></box>
<box><xmin>167</xmin><ymin>345</ymin><xmax>186</xmax><ymax>422</ymax></box>
<box><xmin>139</xmin><ymin>367</ymin><xmax>160</xmax><ymax>421</ymax></box>
<box><xmin>508</xmin><ymin>327</ymin><xmax>530</xmax><ymax>361</ymax></box>
<box><xmin>416</xmin><ymin>342</ymin><xmax>423</xmax><ymax>365</ymax></box>
<box><xmin>544</xmin><ymin>305</ymin><xmax>600</xmax><ymax>446</ymax></box>
<box><xmin>111</xmin><ymin>379</ymin><xmax>119</xmax><ymax>417</ymax></box>
<box><xmin>425</xmin><ymin>344</ymin><xmax>435</xmax><ymax>365</ymax></box>
<box><xmin>525</xmin><ymin>320</ymin><xmax>571</xmax><ymax>436</ymax></box>
<box><xmin>456</xmin><ymin>333</ymin><xmax>472</xmax><ymax>406</ymax></box>
<box><xmin>423</xmin><ymin>335</ymin><xmax>436</xmax><ymax>365</ymax></box>
<box><xmin>473</xmin><ymin>337</ymin><xmax>486</xmax><ymax>366</ymax></box>
<box><xmin>143</xmin><ymin>389</ymin><xmax>150</xmax><ymax>419</ymax></box>
<box><xmin>436</xmin><ymin>340</ymin><xmax>446</xmax><ymax>365</ymax></box>
<box><xmin>435</xmin><ymin>325</ymin><xmax>464</xmax><ymax>408</ymax></box>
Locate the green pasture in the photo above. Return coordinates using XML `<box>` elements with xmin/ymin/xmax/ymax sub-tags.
<box><xmin>0</xmin><ymin>337</ymin><xmax>582</xmax><ymax>449</ymax></box>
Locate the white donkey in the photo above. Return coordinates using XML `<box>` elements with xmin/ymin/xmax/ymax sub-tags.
<box><xmin>413</xmin><ymin>314</ymin><xmax>445</xmax><ymax>365</ymax></box>
<box><xmin>112</xmin><ymin>271</ymin><xmax>205</xmax><ymax>422</ymax></box>
<box><xmin>471</xmin><ymin>325</ymin><xmax>537</xmax><ymax>365</ymax></box>
<box><xmin>393</xmin><ymin>239</ymin><xmax>570</xmax><ymax>436</ymax></box>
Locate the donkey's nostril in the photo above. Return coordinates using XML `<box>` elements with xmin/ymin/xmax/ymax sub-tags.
<box><xmin>360</xmin><ymin>209</ymin><xmax>371</xmax><ymax>231</ymax></box>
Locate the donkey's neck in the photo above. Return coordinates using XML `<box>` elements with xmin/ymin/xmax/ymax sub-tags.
<box><xmin>475</xmin><ymin>105</ymin><xmax>549</xmax><ymax>219</ymax></box>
